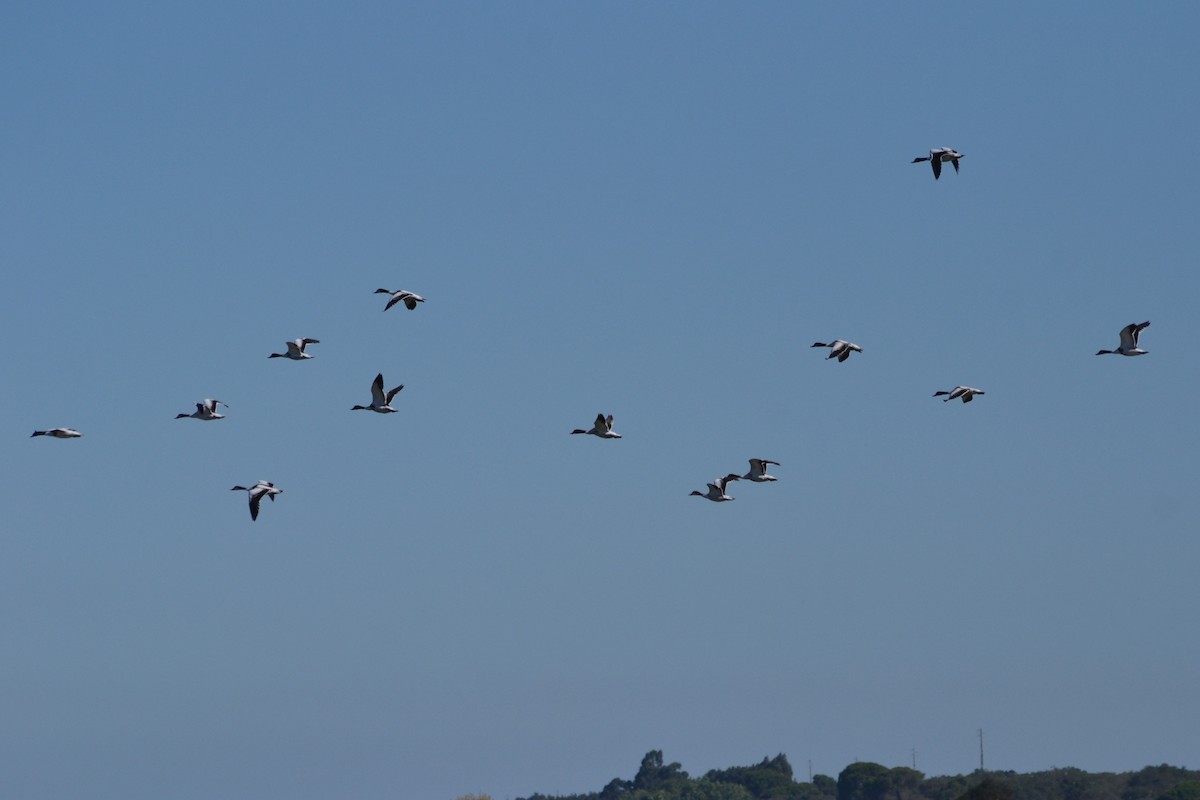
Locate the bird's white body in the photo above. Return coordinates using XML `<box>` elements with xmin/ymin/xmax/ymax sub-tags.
<box><xmin>571</xmin><ymin>413</ymin><xmax>621</xmax><ymax>439</ymax></box>
<box><xmin>269</xmin><ymin>338</ymin><xmax>320</xmax><ymax>360</ymax></box>
<box><xmin>933</xmin><ymin>386</ymin><xmax>985</xmax><ymax>403</ymax></box>
<box><xmin>375</xmin><ymin>288</ymin><xmax>426</xmax><ymax>312</ymax></box>
<box><xmin>1096</xmin><ymin>321</ymin><xmax>1150</xmax><ymax>356</ymax></box>
<box><xmin>176</xmin><ymin>399</ymin><xmax>228</xmax><ymax>420</ymax></box>
<box><xmin>812</xmin><ymin>340</ymin><xmax>863</xmax><ymax>363</ymax></box>
<box><xmin>31</xmin><ymin>428</ymin><xmax>82</xmax><ymax>438</ymax></box>
<box><xmin>230</xmin><ymin>480</ymin><xmax>283</xmax><ymax>521</ymax></box>
<box><xmin>352</xmin><ymin>373</ymin><xmax>404</xmax><ymax>413</ymax></box>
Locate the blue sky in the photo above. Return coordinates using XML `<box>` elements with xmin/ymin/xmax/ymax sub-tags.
<box><xmin>3</xmin><ymin>3</ymin><xmax>1199</xmax><ymax>798</ymax></box>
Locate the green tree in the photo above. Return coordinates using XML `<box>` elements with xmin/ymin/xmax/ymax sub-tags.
<box><xmin>813</xmin><ymin>776</ymin><xmax>839</xmax><ymax>798</ymax></box>
<box><xmin>634</xmin><ymin>750</ymin><xmax>690</xmax><ymax>794</ymax></box>
<box><xmin>891</xmin><ymin>768</ymin><xmax>925</xmax><ymax>799</ymax></box>
<box><xmin>1158</xmin><ymin>783</ymin><xmax>1200</xmax><ymax>800</ymax></box>
<box><xmin>678</xmin><ymin>778</ymin><xmax>757</xmax><ymax>800</ymax></box>
<box><xmin>920</xmin><ymin>774</ymin><xmax>975</xmax><ymax>800</ymax></box>
<box><xmin>706</xmin><ymin>754</ymin><xmax>800</xmax><ymax>799</ymax></box>
<box><xmin>839</xmin><ymin>763</ymin><xmax>893</xmax><ymax>800</ymax></box>
<box><xmin>956</xmin><ymin>778</ymin><xmax>1014</xmax><ymax>800</ymax></box>
<box><xmin>516</xmin><ymin>755</ymin><xmax>1200</xmax><ymax>800</ymax></box>
<box><xmin>1126</xmin><ymin>768</ymin><xmax>1200</xmax><ymax>800</ymax></box>
<box><xmin>600</xmin><ymin>776</ymin><xmax>632</xmax><ymax>799</ymax></box>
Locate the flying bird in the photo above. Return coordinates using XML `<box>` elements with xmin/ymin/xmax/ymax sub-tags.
<box><xmin>230</xmin><ymin>480</ymin><xmax>283</xmax><ymax>521</ymax></box>
<box><xmin>912</xmin><ymin>147</ymin><xmax>963</xmax><ymax>180</ymax></box>
<box><xmin>571</xmin><ymin>413</ymin><xmax>621</xmax><ymax>439</ymax></box>
<box><xmin>269</xmin><ymin>338</ymin><xmax>320</xmax><ymax>360</ymax></box>
<box><xmin>31</xmin><ymin>428</ymin><xmax>82</xmax><ymax>438</ymax></box>
<box><xmin>690</xmin><ymin>474</ymin><xmax>741</xmax><ymax>502</ymax></box>
<box><xmin>374</xmin><ymin>288</ymin><xmax>426</xmax><ymax>312</ymax></box>
<box><xmin>811</xmin><ymin>340</ymin><xmax>863</xmax><ymax>363</ymax></box>
<box><xmin>741</xmin><ymin>459</ymin><xmax>780</xmax><ymax>482</ymax></box>
<box><xmin>351</xmin><ymin>373</ymin><xmax>404</xmax><ymax>413</ymax></box>
<box><xmin>933</xmin><ymin>386</ymin><xmax>986</xmax><ymax>403</ymax></box>
<box><xmin>1096</xmin><ymin>321</ymin><xmax>1151</xmax><ymax>356</ymax></box>
<box><xmin>176</xmin><ymin>399</ymin><xmax>228</xmax><ymax>420</ymax></box>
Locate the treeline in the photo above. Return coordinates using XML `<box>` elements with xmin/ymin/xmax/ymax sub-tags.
<box><xmin>516</xmin><ymin>750</ymin><xmax>1200</xmax><ymax>800</ymax></box>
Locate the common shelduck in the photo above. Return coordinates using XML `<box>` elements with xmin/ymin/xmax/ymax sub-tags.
<box><xmin>269</xmin><ymin>338</ymin><xmax>320</xmax><ymax>360</ymax></box>
<box><xmin>933</xmin><ymin>386</ymin><xmax>985</xmax><ymax>403</ymax></box>
<box><xmin>1096</xmin><ymin>321</ymin><xmax>1151</xmax><ymax>356</ymax></box>
<box><xmin>571</xmin><ymin>413</ymin><xmax>621</xmax><ymax>439</ymax></box>
<box><xmin>374</xmin><ymin>288</ymin><xmax>425</xmax><ymax>312</ymax></box>
<box><xmin>230</xmin><ymin>480</ymin><xmax>283</xmax><ymax>521</ymax></box>
<box><xmin>352</xmin><ymin>373</ymin><xmax>404</xmax><ymax>413</ymax></box>
<box><xmin>176</xmin><ymin>399</ymin><xmax>228</xmax><ymax>420</ymax></box>
<box><xmin>912</xmin><ymin>148</ymin><xmax>963</xmax><ymax>180</ymax></box>
<box><xmin>31</xmin><ymin>428</ymin><xmax>82</xmax><ymax>438</ymax></box>
<box><xmin>742</xmin><ymin>459</ymin><xmax>780</xmax><ymax>482</ymax></box>
<box><xmin>811</xmin><ymin>340</ymin><xmax>863</xmax><ymax>363</ymax></box>
<box><xmin>690</xmin><ymin>474</ymin><xmax>740</xmax><ymax>502</ymax></box>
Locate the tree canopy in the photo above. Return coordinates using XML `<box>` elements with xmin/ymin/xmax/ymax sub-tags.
<box><xmin>515</xmin><ymin>754</ymin><xmax>1199</xmax><ymax>800</ymax></box>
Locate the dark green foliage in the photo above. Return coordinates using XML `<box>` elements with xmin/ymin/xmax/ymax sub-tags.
<box><xmin>1158</xmin><ymin>782</ymin><xmax>1200</xmax><ymax>800</ymax></box>
<box><xmin>831</xmin><ymin>763</ymin><xmax>925</xmax><ymax>800</ymax></box>
<box><xmin>921</xmin><ymin>774</ymin><xmax>977</xmax><ymax>800</ymax></box>
<box><xmin>893</xmin><ymin>769</ymin><xmax>927</xmax><ymax>799</ymax></box>
<box><xmin>706</xmin><ymin>754</ymin><xmax>806</xmax><ymax>800</ymax></box>
<box><xmin>813</xmin><ymin>776</ymin><xmax>839</xmax><ymax>798</ymax></box>
<box><xmin>1006</xmin><ymin>767</ymin><xmax>1123</xmax><ymax>800</ymax></box>
<box><xmin>1125</xmin><ymin>767</ymin><xmax>1200</xmax><ymax>800</ymax></box>
<box><xmin>600</xmin><ymin>776</ymin><xmax>631</xmax><ymax>800</ymax></box>
<box><xmin>516</xmin><ymin>752</ymin><xmax>1200</xmax><ymax>800</ymax></box>
<box><xmin>959</xmin><ymin>778</ymin><xmax>1015</xmax><ymax>800</ymax></box>
<box><xmin>678</xmin><ymin>779</ymin><xmax>758</xmax><ymax>800</ymax></box>
<box><xmin>635</xmin><ymin>749</ymin><xmax>690</xmax><ymax>793</ymax></box>
<box><xmin>839</xmin><ymin>763</ymin><xmax>895</xmax><ymax>800</ymax></box>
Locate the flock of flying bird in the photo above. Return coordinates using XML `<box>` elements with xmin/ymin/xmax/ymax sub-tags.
<box><xmin>27</xmin><ymin>150</ymin><xmax>1156</xmax><ymax>515</ymax></box>
<box><xmin>567</xmin><ymin>316</ymin><xmax>1150</xmax><ymax>503</ymax></box>
<box><xmin>568</xmin><ymin>411</ymin><xmax>782</xmax><ymax>503</ymax></box>
<box><xmin>575</xmin><ymin>149</ymin><xmax>1153</xmax><ymax>504</ymax></box>
<box><xmin>28</xmin><ymin>286</ymin><xmax>428</xmax><ymax>520</ymax></box>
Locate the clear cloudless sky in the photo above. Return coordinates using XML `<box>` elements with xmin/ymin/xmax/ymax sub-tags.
<box><xmin>2</xmin><ymin>3</ymin><xmax>1198</xmax><ymax>799</ymax></box>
